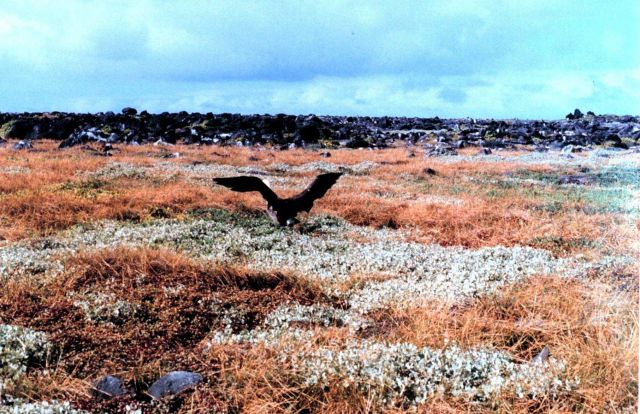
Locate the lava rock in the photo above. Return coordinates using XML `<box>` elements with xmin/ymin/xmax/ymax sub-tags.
<box><xmin>1</xmin><ymin>120</ymin><xmax>35</xmax><ymax>139</ymax></box>
<box><xmin>154</xmin><ymin>139</ymin><xmax>173</xmax><ymax>146</ymax></box>
<box><xmin>566</xmin><ymin>108</ymin><xmax>584</xmax><ymax>120</ymax></box>
<box><xmin>320</xmin><ymin>151</ymin><xmax>331</xmax><ymax>158</ymax></box>
<box><xmin>345</xmin><ymin>136</ymin><xmax>371</xmax><ymax>148</ymax></box>
<box><xmin>42</xmin><ymin>118</ymin><xmax>79</xmax><ymax>140</ymax></box>
<box><xmin>558</xmin><ymin>174</ymin><xmax>596</xmax><ymax>185</ymax></box>
<box><xmin>532</xmin><ymin>346</ymin><xmax>550</xmax><ymax>364</ymax></box>
<box><xmin>148</xmin><ymin>371</ymin><xmax>203</xmax><ymax>400</ymax></box>
<box><xmin>299</xmin><ymin>124</ymin><xmax>321</xmax><ymax>143</ymax></box>
<box><xmin>92</xmin><ymin>375</ymin><xmax>130</xmax><ymax>400</ymax></box>
<box><xmin>0</xmin><ymin>111</ymin><xmax>637</xmax><ymax>149</ymax></box>
<box><xmin>12</xmin><ymin>140</ymin><xmax>32</xmax><ymax>150</ymax></box>
<box><xmin>424</xmin><ymin>145</ymin><xmax>457</xmax><ymax>157</ymax></box>
<box><xmin>59</xmin><ymin>129</ymin><xmax>102</xmax><ymax>148</ymax></box>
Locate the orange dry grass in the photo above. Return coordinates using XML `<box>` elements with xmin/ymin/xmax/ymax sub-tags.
<box><xmin>315</xmin><ymin>188</ymin><xmax>615</xmax><ymax>256</ymax></box>
<box><xmin>0</xmin><ymin>177</ymin><xmax>268</xmax><ymax>240</ymax></box>
<box><xmin>7</xmin><ymin>276</ymin><xmax>634</xmax><ymax>412</ymax></box>
<box><xmin>1</xmin><ymin>142</ymin><xmax>636</xmax><ymax>411</ymax></box>
<box><xmin>0</xmin><ymin>140</ymin><xmax>623</xmax><ymax>256</ymax></box>
<box><xmin>0</xmin><ymin>247</ymin><xmax>328</xmax><ymax>411</ymax></box>
<box><xmin>198</xmin><ymin>279</ymin><xmax>638</xmax><ymax>412</ymax></box>
<box><xmin>0</xmin><ymin>160</ymin><xmax>105</xmax><ymax>193</ymax></box>
<box><xmin>363</xmin><ymin>277</ymin><xmax>639</xmax><ymax>412</ymax></box>
<box><xmin>0</xmin><ymin>191</ymin><xmax>94</xmax><ymax>239</ymax></box>
<box><xmin>201</xmin><ymin>278</ymin><xmax>638</xmax><ymax>413</ymax></box>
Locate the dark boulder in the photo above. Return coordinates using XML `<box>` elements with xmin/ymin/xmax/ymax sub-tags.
<box><xmin>0</xmin><ymin>111</ymin><xmax>637</xmax><ymax>150</ymax></box>
<box><xmin>12</xmin><ymin>140</ymin><xmax>33</xmax><ymax>150</ymax></box>
<box><xmin>299</xmin><ymin>124</ymin><xmax>321</xmax><ymax>143</ymax></box>
<box><xmin>1</xmin><ymin>120</ymin><xmax>35</xmax><ymax>139</ymax></box>
<box><xmin>92</xmin><ymin>375</ymin><xmax>130</xmax><ymax>400</ymax></box>
<box><xmin>566</xmin><ymin>108</ymin><xmax>584</xmax><ymax>120</ymax></box>
<box><xmin>345</xmin><ymin>136</ymin><xmax>371</xmax><ymax>148</ymax></box>
<box><xmin>59</xmin><ymin>128</ymin><xmax>102</xmax><ymax>148</ymax></box>
<box><xmin>425</xmin><ymin>145</ymin><xmax>457</xmax><ymax>157</ymax></box>
<box><xmin>558</xmin><ymin>174</ymin><xmax>596</xmax><ymax>185</ymax></box>
<box><xmin>147</xmin><ymin>371</ymin><xmax>203</xmax><ymax>400</ymax></box>
<box><xmin>43</xmin><ymin>118</ymin><xmax>79</xmax><ymax>140</ymax></box>
<box><xmin>532</xmin><ymin>346</ymin><xmax>550</xmax><ymax>364</ymax></box>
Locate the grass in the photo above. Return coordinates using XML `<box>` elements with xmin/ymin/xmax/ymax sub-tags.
<box><xmin>1</xmin><ymin>247</ymin><xmax>328</xmax><ymax>410</ymax></box>
<box><xmin>0</xmin><ymin>140</ymin><xmax>637</xmax><ymax>412</ymax></box>
<box><xmin>0</xmin><ymin>141</ymin><xmax>632</xmax><ymax>256</ymax></box>
<box><xmin>364</xmin><ymin>276</ymin><xmax>638</xmax><ymax>411</ymax></box>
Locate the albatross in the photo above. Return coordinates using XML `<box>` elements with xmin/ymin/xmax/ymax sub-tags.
<box><xmin>213</xmin><ymin>172</ymin><xmax>342</xmax><ymax>226</ymax></box>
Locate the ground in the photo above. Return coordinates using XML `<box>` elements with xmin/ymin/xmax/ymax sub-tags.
<box><xmin>0</xmin><ymin>141</ymin><xmax>638</xmax><ymax>413</ymax></box>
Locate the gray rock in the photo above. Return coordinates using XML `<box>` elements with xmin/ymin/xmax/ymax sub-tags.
<box><xmin>0</xmin><ymin>111</ymin><xmax>637</xmax><ymax>149</ymax></box>
<box><xmin>59</xmin><ymin>129</ymin><xmax>103</xmax><ymax>148</ymax></box>
<box><xmin>147</xmin><ymin>371</ymin><xmax>203</xmax><ymax>400</ymax></box>
<box><xmin>154</xmin><ymin>139</ymin><xmax>172</xmax><ymax>146</ymax></box>
<box><xmin>532</xmin><ymin>346</ymin><xmax>550</xmax><ymax>364</ymax></box>
<box><xmin>12</xmin><ymin>140</ymin><xmax>32</xmax><ymax>150</ymax></box>
<box><xmin>92</xmin><ymin>375</ymin><xmax>130</xmax><ymax>400</ymax></box>
<box><xmin>121</xmin><ymin>107</ymin><xmax>138</xmax><ymax>116</ymax></box>
<box><xmin>558</xmin><ymin>174</ymin><xmax>595</xmax><ymax>185</ymax></box>
<box><xmin>201</xmin><ymin>137</ymin><xmax>215</xmax><ymax>145</ymax></box>
<box><xmin>424</xmin><ymin>145</ymin><xmax>457</xmax><ymax>157</ymax></box>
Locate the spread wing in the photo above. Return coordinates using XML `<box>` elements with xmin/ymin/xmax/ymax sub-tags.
<box><xmin>290</xmin><ymin>172</ymin><xmax>342</xmax><ymax>213</ymax></box>
<box><xmin>213</xmin><ymin>176</ymin><xmax>278</xmax><ymax>204</ymax></box>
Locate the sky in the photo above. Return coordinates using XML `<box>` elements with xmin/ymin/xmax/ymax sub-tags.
<box><xmin>0</xmin><ymin>1</ymin><xmax>638</xmax><ymax>119</ymax></box>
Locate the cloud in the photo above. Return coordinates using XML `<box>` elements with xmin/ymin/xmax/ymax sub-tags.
<box><xmin>0</xmin><ymin>0</ymin><xmax>638</xmax><ymax>116</ymax></box>
<box><xmin>438</xmin><ymin>88</ymin><xmax>467</xmax><ymax>105</ymax></box>
<box><xmin>95</xmin><ymin>69</ymin><xmax>634</xmax><ymax>119</ymax></box>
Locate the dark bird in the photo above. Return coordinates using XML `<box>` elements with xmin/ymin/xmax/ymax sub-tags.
<box><xmin>213</xmin><ymin>172</ymin><xmax>342</xmax><ymax>226</ymax></box>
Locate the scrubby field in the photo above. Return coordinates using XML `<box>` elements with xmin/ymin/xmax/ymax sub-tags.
<box><xmin>0</xmin><ymin>141</ymin><xmax>638</xmax><ymax>413</ymax></box>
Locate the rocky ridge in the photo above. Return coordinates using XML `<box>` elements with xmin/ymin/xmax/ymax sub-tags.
<box><xmin>0</xmin><ymin>108</ymin><xmax>638</xmax><ymax>151</ymax></box>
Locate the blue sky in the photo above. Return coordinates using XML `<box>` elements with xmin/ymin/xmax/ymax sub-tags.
<box><xmin>1</xmin><ymin>1</ymin><xmax>638</xmax><ymax>118</ymax></box>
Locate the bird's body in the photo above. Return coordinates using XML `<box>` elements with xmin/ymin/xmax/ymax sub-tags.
<box><xmin>213</xmin><ymin>172</ymin><xmax>342</xmax><ymax>226</ymax></box>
